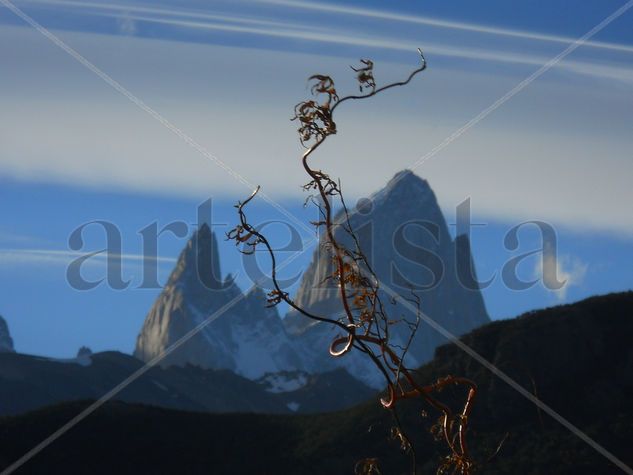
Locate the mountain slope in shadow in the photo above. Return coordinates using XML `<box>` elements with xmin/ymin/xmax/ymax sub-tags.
<box><xmin>1</xmin><ymin>291</ymin><xmax>631</xmax><ymax>474</ymax></box>
<box><xmin>0</xmin><ymin>351</ymin><xmax>375</xmax><ymax>416</ymax></box>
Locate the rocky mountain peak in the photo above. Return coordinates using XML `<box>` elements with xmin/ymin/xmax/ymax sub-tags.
<box><xmin>0</xmin><ymin>315</ymin><xmax>15</xmax><ymax>353</ymax></box>
<box><xmin>245</xmin><ymin>286</ymin><xmax>278</xmax><ymax>319</ymax></box>
<box><xmin>284</xmin><ymin>170</ymin><xmax>490</xmax><ymax>387</ymax></box>
<box><xmin>386</xmin><ymin>168</ymin><xmax>431</xmax><ymax>193</ymax></box>
<box><xmin>134</xmin><ymin>227</ymin><xmax>302</xmax><ymax>378</ymax></box>
<box><xmin>370</xmin><ymin>169</ymin><xmax>436</xmax><ymax>207</ymax></box>
<box><xmin>168</xmin><ymin>223</ymin><xmax>223</xmax><ymax>292</ymax></box>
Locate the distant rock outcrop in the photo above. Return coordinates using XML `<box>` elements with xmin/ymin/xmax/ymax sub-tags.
<box><xmin>0</xmin><ymin>315</ymin><xmax>14</xmax><ymax>353</ymax></box>
<box><xmin>76</xmin><ymin>346</ymin><xmax>93</xmax><ymax>358</ymax></box>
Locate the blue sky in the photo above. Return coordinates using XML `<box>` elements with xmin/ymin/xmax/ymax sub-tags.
<box><xmin>1</xmin><ymin>0</ymin><xmax>632</xmax><ymax>357</ymax></box>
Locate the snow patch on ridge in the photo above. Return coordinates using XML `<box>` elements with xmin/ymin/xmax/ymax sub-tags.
<box><xmin>257</xmin><ymin>371</ymin><xmax>309</xmax><ymax>393</ymax></box>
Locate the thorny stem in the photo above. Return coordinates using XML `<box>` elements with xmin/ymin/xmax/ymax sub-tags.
<box><xmin>229</xmin><ymin>49</ymin><xmax>484</xmax><ymax>474</ymax></box>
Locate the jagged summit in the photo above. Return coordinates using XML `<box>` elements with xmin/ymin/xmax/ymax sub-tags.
<box><xmin>168</xmin><ymin>223</ymin><xmax>223</xmax><ymax>292</ymax></box>
<box><xmin>0</xmin><ymin>315</ymin><xmax>14</xmax><ymax>353</ymax></box>
<box><xmin>369</xmin><ymin>169</ymin><xmax>435</xmax><ymax>206</ymax></box>
<box><xmin>284</xmin><ymin>170</ymin><xmax>489</xmax><ymax>387</ymax></box>
<box><xmin>134</xmin><ymin>227</ymin><xmax>302</xmax><ymax>378</ymax></box>
<box><xmin>386</xmin><ymin>169</ymin><xmax>430</xmax><ymax>192</ymax></box>
<box><xmin>353</xmin><ymin>170</ymin><xmax>447</xmax><ymax>248</ymax></box>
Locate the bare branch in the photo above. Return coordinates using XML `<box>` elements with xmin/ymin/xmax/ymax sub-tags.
<box><xmin>228</xmin><ymin>49</ymin><xmax>479</xmax><ymax>474</ymax></box>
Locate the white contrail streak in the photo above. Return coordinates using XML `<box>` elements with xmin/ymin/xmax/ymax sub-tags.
<box><xmin>257</xmin><ymin>0</ymin><xmax>633</xmax><ymax>54</ymax></box>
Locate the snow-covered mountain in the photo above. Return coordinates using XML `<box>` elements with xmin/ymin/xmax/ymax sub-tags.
<box><xmin>134</xmin><ymin>224</ymin><xmax>303</xmax><ymax>378</ymax></box>
<box><xmin>284</xmin><ymin>170</ymin><xmax>490</xmax><ymax>387</ymax></box>
<box><xmin>0</xmin><ymin>315</ymin><xmax>14</xmax><ymax>353</ymax></box>
<box><xmin>134</xmin><ymin>171</ymin><xmax>490</xmax><ymax>389</ymax></box>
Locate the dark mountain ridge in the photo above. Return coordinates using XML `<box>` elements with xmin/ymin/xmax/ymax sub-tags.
<box><xmin>1</xmin><ymin>291</ymin><xmax>631</xmax><ymax>474</ymax></box>
<box><xmin>0</xmin><ymin>351</ymin><xmax>374</xmax><ymax>417</ymax></box>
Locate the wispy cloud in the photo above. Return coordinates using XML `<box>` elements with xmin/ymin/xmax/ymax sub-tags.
<box><xmin>17</xmin><ymin>0</ymin><xmax>323</xmax><ymax>32</ymax></box>
<box><xmin>12</xmin><ymin>0</ymin><xmax>633</xmax><ymax>83</ymax></box>
<box><xmin>1</xmin><ymin>2</ymin><xmax>632</xmax><ymax>237</ymax></box>
<box><xmin>21</xmin><ymin>0</ymin><xmax>633</xmax><ymax>54</ymax></box>
<box><xmin>253</xmin><ymin>0</ymin><xmax>633</xmax><ymax>54</ymax></box>
<box><xmin>534</xmin><ymin>250</ymin><xmax>588</xmax><ymax>300</ymax></box>
<box><xmin>0</xmin><ymin>230</ymin><xmax>48</xmax><ymax>245</ymax></box>
<box><xmin>84</xmin><ymin>11</ymin><xmax>633</xmax><ymax>84</ymax></box>
<box><xmin>0</xmin><ymin>248</ymin><xmax>177</xmax><ymax>267</ymax></box>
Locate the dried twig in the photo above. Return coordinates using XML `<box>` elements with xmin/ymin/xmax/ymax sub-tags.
<box><xmin>229</xmin><ymin>50</ymin><xmax>480</xmax><ymax>474</ymax></box>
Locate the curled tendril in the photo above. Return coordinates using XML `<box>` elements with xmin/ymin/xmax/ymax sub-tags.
<box><xmin>291</xmin><ymin>74</ymin><xmax>341</xmax><ymax>147</ymax></box>
<box><xmin>227</xmin><ymin>187</ymin><xmax>262</xmax><ymax>254</ymax></box>
<box><xmin>292</xmin><ymin>100</ymin><xmax>336</xmax><ymax>147</ymax></box>
<box><xmin>329</xmin><ymin>332</ymin><xmax>355</xmax><ymax>357</ymax></box>
<box><xmin>266</xmin><ymin>289</ymin><xmax>288</xmax><ymax>307</ymax></box>
<box><xmin>380</xmin><ymin>385</ymin><xmax>396</xmax><ymax>409</ymax></box>
<box><xmin>308</xmin><ymin>74</ymin><xmax>339</xmax><ymax>104</ymax></box>
<box><xmin>351</xmin><ymin>59</ymin><xmax>376</xmax><ymax>92</ymax></box>
<box><xmin>226</xmin><ymin>225</ymin><xmax>260</xmax><ymax>254</ymax></box>
<box><xmin>391</xmin><ymin>426</ymin><xmax>412</xmax><ymax>452</ymax></box>
<box><xmin>355</xmin><ymin>458</ymin><xmax>381</xmax><ymax>475</ymax></box>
